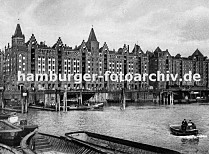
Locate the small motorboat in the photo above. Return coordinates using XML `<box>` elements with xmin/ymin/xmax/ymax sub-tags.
<box><xmin>170</xmin><ymin>125</ymin><xmax>198</xmax><ymax>136</ymax></box>
<box><xmin>8</xmin><ymin>114</ymin><xmax>39</xmax><ymax>139</ymax></box>
<box><xmin>18</xmin><ymin>120</ymin><xmax>39</xmax><ymax>137</ymax></box>
<box><xmin>0</xmin><ymin>120</ymin><xmax>22</xmax><ymax>146</ymax></box>
<box><xmin>0</xmin><ymin>115</ymin><xmax>38</xmax><ymax>146</ymax></box>
<box><xmin>20</xmin><ymin>130</ymin><xmax>106</xmax><ymax>154</ymax></box>
<box><xmin>65</xmin><ymin>131</ymin><xmax>180</xmax><ymax>154</ymax></box>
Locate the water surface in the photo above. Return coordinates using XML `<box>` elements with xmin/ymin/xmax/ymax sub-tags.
<box><xmin>19</xmin><ymin>104</ymin><xmax>209</xmax><ymax>154</ymax></box>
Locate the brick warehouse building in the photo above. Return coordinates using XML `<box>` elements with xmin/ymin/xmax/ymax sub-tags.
<box><xmin>149</xmin><ymin>47</ymin><xmax>209</xmax><ymax>90</ymax></box>
<box><xmin>2</xmin><ymin>24</ymin><xmax>209</xmax><ymax>93</ymax></box>
<box><xmin>2</xmin><ymin>24</ymin><xmax>149</xmax><ymax>92</ymax></box>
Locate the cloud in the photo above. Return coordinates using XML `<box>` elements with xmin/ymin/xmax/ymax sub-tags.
<box><xmin>83</xmin><ymin>1</ymin><xmax>104</xmax><ymax>17</ymax></box>
<box><xmin>178</xmin><ymin>6</ymin><xmax>209</xmax><ymax>41</ymax></box>
<box><xmin>1</xmin><ymin>0</ymin><xmax>209</xmax><ymax>57</ymax></box>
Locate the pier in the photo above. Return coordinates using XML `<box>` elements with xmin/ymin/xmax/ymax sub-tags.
<box><xmin>1</xmin><ymin>87</ymin><xmax>209</xmax><ymax>112</ymax></box>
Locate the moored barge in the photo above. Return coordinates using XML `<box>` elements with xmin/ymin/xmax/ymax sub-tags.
<box><xmin>65</xmin><ymin>131</ymin><xmax>180</xmax><ymax>154</ymax></box>
<box><xmin>21</xmin><ymin>130</ymin><xmax>106</xmax><ymax>154</ymax></box>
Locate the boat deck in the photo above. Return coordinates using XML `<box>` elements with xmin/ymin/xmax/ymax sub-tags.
<box><xmin>33</xmin><ymin>133</ymin><xmax>78</xmax><ymax>154</ymax></box>
<box><xmin>30</xmin><ymin>133</ymin><xmax>102</xmax><ymax>154</ymax></box>
<box><xmin>37</xmin><ymin>151</ymin><xmax>73</xmax><ymax>154</ymax></box>
<box><xmin>66</xmin><ymin>132</ymin><xmax>180</xmax><ymax>154</ymax></box>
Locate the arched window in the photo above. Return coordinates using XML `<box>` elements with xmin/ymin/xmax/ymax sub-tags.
<box><xmin>19</xmin><ymin>54</ymin><xmax>22</xmax><ymax>62</ymax></box>
<box><xmin>19</xmin><ymin>54</ymin><xmax>22</xmax><ymax>71</ymax></box>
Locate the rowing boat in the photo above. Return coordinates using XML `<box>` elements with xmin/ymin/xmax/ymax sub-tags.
<box><xmin>21</xmin><ymin>130</ymin><xmax>106</xmax><ymax>154</ymax></box>
<box><xmin>0</xmin><ymin>143</ymin><xmax>22</xmax><ymax>154</ymax></box>
<box><xmin>170</xmin><ymin>125</ymin><xmax>198</xmax><ymax>136</ymax></box>
<box><xmin>66</xmin><ymin>103</ymin><xmax>104</xmax><ymax>111</ymax></box>
<box><xmin>65</xmin><ymin>131</ymin><xmax>180</xmax><ymax>154</ymax></box>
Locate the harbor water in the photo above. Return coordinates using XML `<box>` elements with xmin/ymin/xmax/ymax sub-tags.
<box><xmin>18</xmin><ymin>103</ymin><xmax>209</xmax><ymax>154</ymax></box>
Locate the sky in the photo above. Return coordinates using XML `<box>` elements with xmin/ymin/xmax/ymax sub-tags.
<box><xmin>0</xmin><ymin>0</ymin><xmax>209</xmax><ymax>57</ymax></box>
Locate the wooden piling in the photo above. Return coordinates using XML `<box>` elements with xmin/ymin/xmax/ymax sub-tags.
<box><xmin>163</xmin><ymin>93</ymin><xmax>165</xmax><ymax>105</ymax></box>
<box><xmin>21</xmin><ymin>98</ymin><xmax>24</xmax><ymax>113</ymax></box>
<box><xmin>80</xmin><ymin>90</ymin><xmax>83</xmax><ymax>105</ymax></box>
<box><xmin>63</xmin><ymin>88</ymin><xmax>67</xmax><ymax>112</ymax></box>
<box><xmin>171</xmin><ymin>93</ymin><xmax>174</xmax><ymax>105</ymax></box>
<box><xmin>1</xmin><ymin>92</ymin><xmax>4</xmax><ymax>108</ymax></box>
<box><xmin>25</xmin><ymin>96</ymin><xmax>28</xmax><ymax>113</ymax></box>
<box><xmin>44</xmin><ymin>94</ymin><xmax>47</xmax><ymax>108</ymax></box>
<box><xmin>57</xmin><ymin>94</ymin><xmax>60</xmax><ymax>111</ymax></box>
<box><xmin>55</xmin><ymin>92</ymin><xmax>57</xmax><ymax>111</ymax></box>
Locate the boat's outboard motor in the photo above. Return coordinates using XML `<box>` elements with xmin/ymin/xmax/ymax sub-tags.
<box><xmin>20</xmin><ymin>119</ymin><xmax>27</xmax><ymax>126</ymax></box>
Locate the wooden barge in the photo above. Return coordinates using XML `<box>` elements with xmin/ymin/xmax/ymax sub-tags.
<box><xmin>65</xmin><ymin>131</ymin><xmax>180</xmax><ymax>154</ymax></box>
<box><xmin>20</xmin><ymin>130</ymin><xmax>106</xmax><ymax>154</ymax></box>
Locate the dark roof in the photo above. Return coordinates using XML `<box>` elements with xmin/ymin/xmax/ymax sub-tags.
<box><xmin>52</xmin><ymin>37</ymin><xmax>63</xmax><ymax>48</ymax></box>
<box><xmin>162</xmin><ymin>50</ymin><xmax>170</xmax><ymax>56</ymax></box>
<box><xmin>132</xmin><ymin>44</ymin><xmax>143</xmax><ymax>54</ymax></box>
<box><xmin>175</xmin><ymin>53</ymin><xmax>181</xmax><ymax>58</ymax></box>
<box><xmin>146</xmin><ymin>50</ymin><xmax>153</xmax><ymax>55</ymax></box>
<box><xmin>117</xmin><ymin>48</ymin><xmax>123</xmax><ymax>54</ymax></box>
<box><xmin>87</xmin><ymin>28</ymin><xmax>97</xmax><ymax>42</ymax></box>
<box><xmin>13</xmin><ymin>24</ymin><xmax>24</xmax><ymax>38</ymax></box>
<box><xmin>154</xmin><ymin>47</ymin><xmax>162</xmax><ymax>53</ymax></box>
<box><xmin>191</xmin><ymin>49</ymin><xmax>204</xmax><ymax>57</ymax></box>
<box><xmin>99</xmin><ymin>47</ymin><xmax>103</xmax><ymax>52</ymax></box>
<box><xmin>109</xmin><ymin>50</ymin><xmax>115</xmax><ymax>54</ymax></box>
<box><xmin>25</xmin><ymin>40</ymin><xmax>30</xmax><ymax>46</ymax></box>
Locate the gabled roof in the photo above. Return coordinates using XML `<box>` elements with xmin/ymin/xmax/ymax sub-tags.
<box><xmin>87</xmin><ymin>28</ymin><xmax>97</xmax><ymax>42</ymax></box>
<box><xmin>162</xmin><ymin>50</ymin><xmax>170</xmax><ymax>56</ymax></box>
<box><xmin>191</xmin><ymin>49</ymin><xmax>204</xmax><ymax>57</ymax></box>
<box><xmin>12</xmin><ymin>24</ymin><xmax>24</xmax><ymax>38</ymax></box>
<box><xmin>118</xmin><ymin>48</ymin><xmax>123</xmax><ymax>54</ymax></box>
<box><xmin>26</xmin><ymin>34</ymin><xmax>37</xmax><ymax>46</ymax></box>
<box><xmin>52</xmin><ymin>37</ymin><xmax>63</xmax><ymax>48</ymax></box>
<box><xmin>132</xmin><ymin>44</ymin><xmax>144</xmax><ymax>54</ymax></box>
<box><xmin>154</xmin><ymin>46</ymin><xmax>162</xmax><ymax>53</ymax></box>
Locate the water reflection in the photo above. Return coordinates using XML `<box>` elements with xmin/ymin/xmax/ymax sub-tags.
<box><xmin>181</xmin><ymin>138</ymin><xmax>199</xmax><ymax>145</ymax></box>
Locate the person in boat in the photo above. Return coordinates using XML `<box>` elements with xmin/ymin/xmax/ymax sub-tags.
<box><xmin>188</xmin><ymin>120</ymin><xmax>196</xmax><ymax>129</ymax></box>
<box><xmin>181</xmin><ymin>119</ymin><xmax>187</xmax><ymax>131</ymax></box>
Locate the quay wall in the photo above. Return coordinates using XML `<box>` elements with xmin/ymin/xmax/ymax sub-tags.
<box><xmin>2</xmin><ymin>90</ymin><xmax>154</xmax><ymax>105</ymax></box>
<box><xmin>88</xmin><ymin>91</ymin><xmax>154</xmax><ymax>103</ymax></box>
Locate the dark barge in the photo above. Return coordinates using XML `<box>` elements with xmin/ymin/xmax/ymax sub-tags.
<box><xmin>65</xmin><ymin>131</ymin><xmax>180</xmax><ymax>154</ymax></box>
